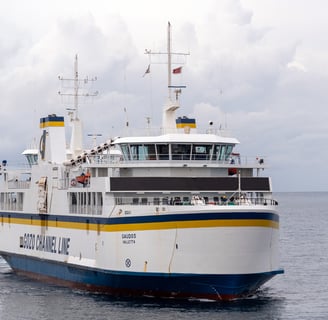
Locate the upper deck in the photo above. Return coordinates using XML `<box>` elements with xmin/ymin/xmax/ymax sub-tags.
<box><xmin>78</xmin><ymin>132</ymin><xmax>264</xmax><ymax>170</ymax></box>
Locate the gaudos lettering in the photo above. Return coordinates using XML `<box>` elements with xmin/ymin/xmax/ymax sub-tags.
<box><xmin>121</xmin><ymin>233</ymin><xmax>137</xmax><ymax>244</ymax></box>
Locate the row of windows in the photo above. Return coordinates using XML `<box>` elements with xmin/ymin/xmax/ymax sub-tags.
<box><xmin>68</xmin><ymin>192</ymin><xmax>103</xmax><ymax>215</ymax></box>
<box><xmin>114</xmin><ymin>193</ymin><xmax>272</xmax><ymax>206</ymax></box>
<box><xmin>0</xmin><ymin>192</ymin><xmax>24</xmax><ymax>211</ymax></box>
<box><xmin>115</xmin><ymin>195</ymin><xmax>233</xmax><ymax>206</ymax></box>
<box><xmin>119</xmin><ymin>143</ymin><xmax>234</xmax><ymax>161</ymax></box>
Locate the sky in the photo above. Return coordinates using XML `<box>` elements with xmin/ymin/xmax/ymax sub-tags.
<box><xmin>0</xmin><ymin>0</ymin><xmax>327</xmax><ymax>192</ymax></box>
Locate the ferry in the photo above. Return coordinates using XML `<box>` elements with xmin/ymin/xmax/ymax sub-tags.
<box><xmin>0</xmin><ymin>24</ymin><xmax>283</xmax><ymax>301</ymax></box>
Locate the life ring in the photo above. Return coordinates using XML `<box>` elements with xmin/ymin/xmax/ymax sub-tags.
<box><xmin>71</xmin><ymin>179</ymin><xmax>77</xmax><ymax>187</ymax></box>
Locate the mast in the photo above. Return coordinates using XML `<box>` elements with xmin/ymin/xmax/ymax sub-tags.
<box><xmin>167</xmin><ymin>22</ymin><xmax>172</xmax><ymax>101</ymax></box>
<box><xmin>69</xmin><ymin>54</ymin><xmax>83</xmax><ymax>158</ymax></box>
<box><xmin>58</xmin><ymin>55</ymin><xmax>98</xmax><ymax>158</ymax></box>
<box><xmin>162</xmin><ymin>21</ymin><xmax>178</xmax><ymax>134</ymax></box>
<box><xmin>145</xmin><ymin>22</ymin><xmax>189</xmax><ymax>134</ymax></box>
<box><xmin>74</xmin><ymin>54</ymin><xmax>79</xmax><ymax>119</ymax></box>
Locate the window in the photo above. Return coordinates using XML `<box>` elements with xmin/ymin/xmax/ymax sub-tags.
<box><xmin>213</xmin><ymin>145</ymin><xmax>220</xmax><ymax>161</ymax></box>
<box><xmin>219</xmin><ymin>145</ymin><xmax>226</xmax><ymax>161</ymax></box>
<box><xmin>144</xmin><ymin>144</ymin><xmax>156</xmax><ymax>160</ymax></box>
<box><xmin>156</xmin><ymin>144</ymin><xmax>169</xmax><ymax>160</ymax></box>
<box><xmin>172</xmin><ymin>144</ymin><xmax>191</xmax><ymax>160</ymax></box>
<box><xmin>130</xmin><ymin>144</ymin><xmax>153</xmax><ymax>160</ymax></box>
<box><xmin>226</xmin><ymin>145</ymin><xmax>233</xmax><ymax>160</ymax></box>
<box><xmin>120</xmin><ymin>144</ymin><xmax>130</xmax><ymax>161</ymax></box>
<box><xmin>192</xmin><ymin>144</ymin><xmax>212</xmax><ymax>160</ymax></box>
<box><xmin>98</xmin><ymin>168</ymin><xmax>108</xmax><ymax>177</ymax></box>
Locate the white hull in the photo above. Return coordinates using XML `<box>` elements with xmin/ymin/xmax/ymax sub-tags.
<box><xmin>0</xmin><ymin>203</ymin><xmax>282</xmax><ymax>300</ymax></box>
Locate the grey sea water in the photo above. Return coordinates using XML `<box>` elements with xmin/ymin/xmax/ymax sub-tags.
<box><xmin>0</xmin><ymin>192</ymin><xmax>327</xmax><ymax>319</ymax></box>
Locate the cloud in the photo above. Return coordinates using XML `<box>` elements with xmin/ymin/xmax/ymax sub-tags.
<box><xmin>287</xmin><ymin>60</ymin><xmax>307</xmax><ymax>72</ymax></box>
<box><xmin>0</xmin><ymin>0</ymin><xmax>328</xmax><ymax>191</ymax></box>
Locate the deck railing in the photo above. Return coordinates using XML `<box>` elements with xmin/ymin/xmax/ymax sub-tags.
<box><xmin>86</xmin><ymin>154</ymin><xmax>266</xmax><ymax>167</ymax></box>
<box><xmin>114</xmin><ymin>196</ymin><xmax>278</xmax><ymax>207</ymax></box>
<box><xmin>7</xmin><ymin>180</ymin><xmax>31</xmax><ymax>189</ymax></box>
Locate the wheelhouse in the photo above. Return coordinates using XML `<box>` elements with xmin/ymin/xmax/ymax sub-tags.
<box><xmin>114</xmin><ymin>134</ymin><xmax>239</xmax><ymax>162</ymax></box>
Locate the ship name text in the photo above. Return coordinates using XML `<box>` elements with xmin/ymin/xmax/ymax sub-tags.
<box><xmin>20</xmin><ymin>233</ymin><xmax>70</xmax><ymax>255</ymax></box>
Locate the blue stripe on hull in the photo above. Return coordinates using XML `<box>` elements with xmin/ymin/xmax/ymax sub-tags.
<box><xmin>1</xmin><ymin>253</ymin><xmax>283</xmax><ymax>301</ymax></box>
<box><xmin>1</xmin><ymin>210</ymin><xmax>279</xmax><ymax>225</ymax></box>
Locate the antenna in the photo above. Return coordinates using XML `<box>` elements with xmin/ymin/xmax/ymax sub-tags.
<box><xmin>87</xmin><ymin>133</ymin><xmax>102</xmax><ymax>148</ymax></box>
<box><xmin>124</xmin><ymin>107</ymin><xmax>129</xmax><ymax>127</ymax></box>
<box><xmin>218</xmin><ymin>88</ymin><xmax>228</xmax><ymax>130</ymax></box>
<box><xmin>58</xmin><ymin>54</ymin><xmax>98</xmax><ymax>120</ymax></box>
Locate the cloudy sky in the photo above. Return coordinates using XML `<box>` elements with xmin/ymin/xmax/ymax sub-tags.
<box><xmin>0</xmin><ymin>0</ymin><xmax>327</xmax><ymax>191</ymax></box>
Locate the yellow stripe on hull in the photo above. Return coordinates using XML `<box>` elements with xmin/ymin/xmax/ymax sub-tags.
<box><xmin>4</xmin><ymin>217</ymin><xmax>279</xmax><ymax>232</ymax></box>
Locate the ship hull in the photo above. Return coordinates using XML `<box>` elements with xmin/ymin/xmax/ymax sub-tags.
<box><xmin>1</xmin><ymin>252</ymin><xmax>282</xmax><ymax>301</ymax></box>
<box><xmin>0</xmin><ymin>206</ymin><xmax>282</xmax><ymax>301</ymax></box>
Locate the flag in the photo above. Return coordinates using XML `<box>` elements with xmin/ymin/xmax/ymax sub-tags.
<box><xmin>143</xmin><ymin>64</ymin><xmax>150</xmax><ymax>77</ymax></box>
<box><xmin>172</xmin><ymin>66</ymin><xmax>182</xmax><ymax>74</ymax></box>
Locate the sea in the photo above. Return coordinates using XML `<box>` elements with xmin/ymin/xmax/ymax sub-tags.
<box><xmin>0</xmin><ymin>192</ymin><xmax>327</xmax><ymax>319</ymax></box>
